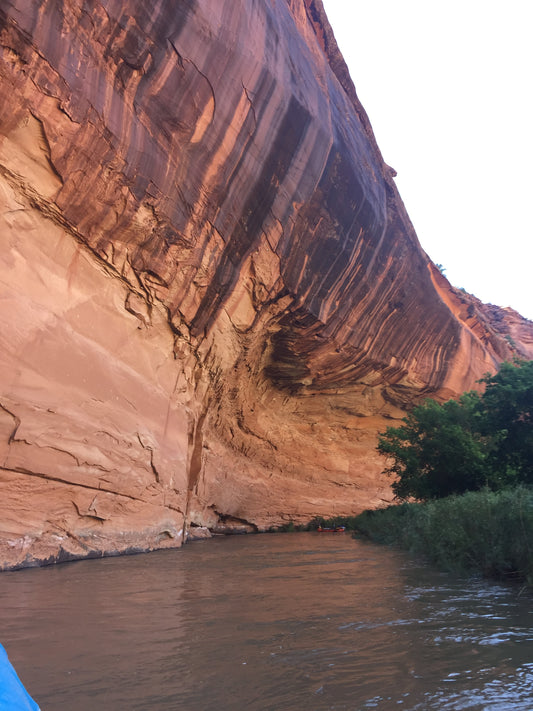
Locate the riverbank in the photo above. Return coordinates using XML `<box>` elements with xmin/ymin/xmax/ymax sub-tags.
<box><xmin>352</xmin><ymin>486</ymin><xmax>533</xmax><ymax>586</ymax></box>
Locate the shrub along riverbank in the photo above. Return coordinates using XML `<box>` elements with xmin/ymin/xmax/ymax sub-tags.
<box><xmin>352</xmin><ymin>487</ymin><xmax>533</xmax><ymax>586</ymax></box>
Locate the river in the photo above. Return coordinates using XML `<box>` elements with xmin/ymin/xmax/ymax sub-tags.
<box><xmin>1</xmin><ymin>532</ymin><xmax>532</xmax><ymax>710</ymax></box>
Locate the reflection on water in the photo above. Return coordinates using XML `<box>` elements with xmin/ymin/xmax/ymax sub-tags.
<box><xmin>1</xmin><ymin>532</ymin><xmax>532</xmax><ymax>710</ymax></box>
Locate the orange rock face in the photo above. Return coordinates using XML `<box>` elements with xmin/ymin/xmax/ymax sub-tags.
<box><xmin>0</xmin><ymin>0</ymin><xmax>531</xmax><ymax>568</ymax></box>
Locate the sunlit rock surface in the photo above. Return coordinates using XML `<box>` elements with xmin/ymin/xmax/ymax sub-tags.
<box><xmin>1</xmin><ymin>0</ymin><xmax>531</xmax><ymax>568</ymax></box>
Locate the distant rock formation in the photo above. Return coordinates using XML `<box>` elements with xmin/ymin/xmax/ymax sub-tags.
<box><xmin>1</xmin><ymin>0</ymin><xmax>531</xmax><ymax>568</ymax></box>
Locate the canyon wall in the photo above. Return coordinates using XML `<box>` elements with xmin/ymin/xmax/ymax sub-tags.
<box><xmin>1</xmin><ymin>0</ymin><xmax>531</xmax><ymax>568</ymax></box>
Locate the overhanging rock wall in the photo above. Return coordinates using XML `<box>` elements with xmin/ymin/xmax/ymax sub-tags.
<box><xmin>1</xmin><ymin>0</ymin><xmax>531</xmax><ymax>568</ymax></box>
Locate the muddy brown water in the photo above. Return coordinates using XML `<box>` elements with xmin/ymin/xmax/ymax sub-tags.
<box><xmin>1</xmin><ymin>532</ymin><xmax>533</xmax><ymax>710</ymax></box>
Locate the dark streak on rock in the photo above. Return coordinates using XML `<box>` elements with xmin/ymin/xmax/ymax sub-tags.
<box><xmin>191</xmin><ymin>95</ymin><xmax>312</xmax><ymax>336</ymax></box>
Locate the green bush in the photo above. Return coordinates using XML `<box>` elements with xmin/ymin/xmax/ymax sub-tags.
<box><xmin>378</xmin><ymin>359</ymin><xmax>533</xmax><ymax>500</ymax></box>
<box><xmin>353</xmin><ymin>487</ymin><xmax>533</xmax><ymax>585</ymax></box>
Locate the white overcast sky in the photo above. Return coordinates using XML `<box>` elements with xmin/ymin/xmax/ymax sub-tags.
<box><xmin>322</xmin><ymin>0</ymin><xmax>533</xmax><ymax>320</ymax></box>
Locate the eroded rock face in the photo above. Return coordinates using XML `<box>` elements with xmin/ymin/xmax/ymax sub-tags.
<box><xmin>0</xmin><ymin>0</ymin><xmax>531</xmax><ymax>568</ymax></box>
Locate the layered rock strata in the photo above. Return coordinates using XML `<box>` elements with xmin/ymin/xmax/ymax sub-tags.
<box><xmin>0</xmin><ymin>0</ymin><xmax>531</xmax><ymax>568</ymax></box>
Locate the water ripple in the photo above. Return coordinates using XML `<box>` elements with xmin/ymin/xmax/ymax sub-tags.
<box><xmin>1</xmin><ymin>532</ymin><xmax>532</xmax><ymax>711</ymax></box>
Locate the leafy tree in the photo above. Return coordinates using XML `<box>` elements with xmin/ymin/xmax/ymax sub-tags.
<box><xmin>480</xmin><ymin>359</ymin><xmax>533</xmax><ymax>485</ymax></box>
<box><xmin>378</xmin><ymin>393</ymin><xmax>487</xmax><ymax>500</ymax></box>
<box><xmin>377</xmin><ymin>359</ymin><xmax>533</xmax><ymax>500</ymax></box>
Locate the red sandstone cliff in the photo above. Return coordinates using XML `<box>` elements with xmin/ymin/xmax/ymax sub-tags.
<box><xmin>0</xmin><ymin>0</ymin><xmax>531</xmax><ymax>569</ymax></box>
